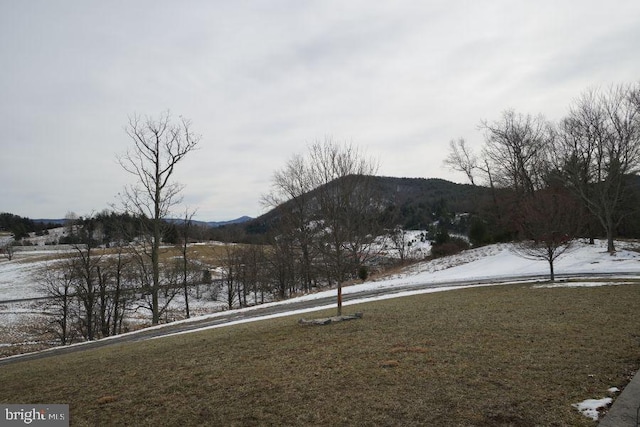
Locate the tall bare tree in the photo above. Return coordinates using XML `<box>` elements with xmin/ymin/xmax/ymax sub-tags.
<box><xmin>307</xmin><ymin>140</ymin><xmax>380</xmax><ymax>316</ymax></box>
<box><xmin>555</xmin><ymin>84</ymin><xmax>640</xmax><ymax>252</ymax></box>
<box><xmin>263</xmin><ymin>153</ymin><xmax>317</xmax><ymax>293</ymax></box>
<box><xmin>446</xmin><ymin>111</ymin><xmax>555</xmax><ymax>241</ymax></box>
<box><xmin>117</xmin><ymin>111</ymin><xmax>200</xmax><ymax>324</ymax></box>
<box><xmin>265</xmin><ymin>139</ymin><xmax>380</xmax><ymax>315</ymax></box>
<box><xmin>71</xmin><ymin>218</ymin><xmax>101</xmax><ymax>340</ymax></box>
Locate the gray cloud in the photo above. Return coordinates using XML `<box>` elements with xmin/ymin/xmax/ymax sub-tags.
<box><xmin>1</xmin><ymin>1</ymin><xmax>639</xmax><ymax>221</ymax></box>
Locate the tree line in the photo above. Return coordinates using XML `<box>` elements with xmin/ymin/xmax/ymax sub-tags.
<box><xmin>445</xmin><ymin>83</ymin><xmax>640</xmax><ymax>278</ymax></box>
<box><xmin>0</xmin><ymin>213</ymin><xmax>58</xmax><ymax>240</ymax></box>
<box><xmin>38</xmin><ymin>211</ymin><xmax>220</xmax><ymax>344</ymax></box>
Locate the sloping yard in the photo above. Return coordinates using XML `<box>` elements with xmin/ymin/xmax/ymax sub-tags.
<box><xmin>0</xmin><ymin>283</ymin><xmax>638</xmax><ymax>426</ymax></box>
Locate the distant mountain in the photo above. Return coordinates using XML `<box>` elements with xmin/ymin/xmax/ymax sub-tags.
<box><xmin>369</xmin><ymin>176</ymin><xmax>491</xmax><ymax>211</ymax></box>
<box><xmin>33</xmin><ymin>216</ymin><xmax>255</xmax><ymax>229</ymax></box>
<box><xmin>165</xmin><ymin>216</ymin><xmax>253</xmax><ymax>228</ymax></box>
<box><xmin>203</xmin><ymin>216</ymin><xmax>254</xmax><ymax>228</ymax></box>
<box><xmin>244</xmin><ymin>176</ymin><xmax>493</xmax><ymax>233</ymax></box>
<box><xmin>32</xmin><ymin>219</ymin><xmax>67</xmax><ymax>226</ymax></box>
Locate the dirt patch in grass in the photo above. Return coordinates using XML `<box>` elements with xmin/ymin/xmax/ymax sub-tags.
<box><xmin>0</xmin><ymin>284</ymin><xmax>639</xmax><ymax>426</ymax></box>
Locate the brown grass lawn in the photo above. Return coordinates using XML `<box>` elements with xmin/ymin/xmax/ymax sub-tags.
<box><xmin>0</xmin><ymin>283</ymin><xmax>639</xmax><ymax>426</ymax></box>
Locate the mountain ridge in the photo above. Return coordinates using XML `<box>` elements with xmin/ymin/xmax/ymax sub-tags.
<box><xmin>28</xmin><ymin>216</ymin><xmax>255</xmax><ymax>229</ymax></box>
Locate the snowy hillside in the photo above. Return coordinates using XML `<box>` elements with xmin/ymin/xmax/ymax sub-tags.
<box><xmin>2</xmin><ymin>239</ymin><xmax>640</xmax><ymax>304</ymax></box>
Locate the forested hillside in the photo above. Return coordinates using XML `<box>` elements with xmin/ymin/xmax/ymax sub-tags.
<box><xmin>237</xmin><ymin>176</ymin><xmax>492</xmax><ymax>238</ymax></box>
<box><xmin>0</xmin><ymin>213</ymin><xmax>59</xmax><ymax>240</ymax></box>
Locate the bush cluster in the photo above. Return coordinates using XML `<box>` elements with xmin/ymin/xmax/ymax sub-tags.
<box><xmin>431</xmin><ymin>237</ymin><xmax>469</xmax><ymax>258</ymax></box>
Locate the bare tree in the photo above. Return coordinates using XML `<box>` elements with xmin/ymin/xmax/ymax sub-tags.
<box><xmin>63</xmin><ymin>212</ymin><xmax>79</xmax><ymax>241</ymax></box>
<box><xmin>445</xmin><ymin>111</ymin><xmax>555</xmax><ymax>241</ymax></box>
<box><xmin>387</xmin><ymin>226</ymin><xmax>417</xmax><ymax>263</ymax></box>
<box><xmin>117</xmin><ymin>111</ymin><xmax>200</xmax><ymax>324</ymax></box>
<box><xmin>555</xmin><ymin>84</ymin><xmax>640</xmax><ymax>252</ymax></box>
<box><xmin>242</xmin><ymin>245</ymin><xmax>267</xmax><ymax>305</ymax></box>
<box><xmin>480</xmin><ymin>110</ymin><xmax>554</xmax><ymax>195</ymax></box>
<box><xmin>39</xmin><ymin>262</ymin><xmax>76</xmax><ymax>345</ymax></box>
<box><xmin>219</xmin><ymin>244</ymin><xmax>241</xmax><ymax>309</ymax></box>
<box><xmin>265</xmin><ymin>139</ymin><xmax>380</xmax><ymax>315</ymax></box>
<box><xmin>263</xmin><ymin>153</ymin><xmax>318</xmax><ymax>293</ymax></box>
<box><xmin>107</xmin><ymin>237</ymin><xmax>133</xmax><ymax>336</ymax></box>
<box><xmin>443</xmin><ymin>138</ymin><xmax>478</xmax><ymax>185</ymax></box>
<box><xmin>0</xmin><ymin>239</ymin><xmax>15</xmax><ymax>261</ymax></box>
<box><xmin>630</xmin><ymin>82</ymin><xmax>640</xmax><ymax>110</ymax></box>
<box><xmin>512</xmin><ymin>185</ymin><xmax>583</xmax><ymax>281</ymax></box>
<box><xmin>307</xmin><ymin>140</ymin><xmax>380</xmax><ymax>316</ymax></box>
<box><xmin>265</xmin><ymin>233</ymin><xmax>297</xmax><ymax>300</ymax></box>
<box><xmin>70</xmin><ymin>218</ymin><xmax>101</xmax><ymax>341</ymax></box>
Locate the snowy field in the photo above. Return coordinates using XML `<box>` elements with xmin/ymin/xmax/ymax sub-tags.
<box><xmin>2</xmin><ymin>238</ymin><xmax>640</xmax><ymax>308</ymax></box>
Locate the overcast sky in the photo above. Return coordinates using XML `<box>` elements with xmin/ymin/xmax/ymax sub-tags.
<box><xmin>1</xmin><ymin>1</ymin><xmax>639</xmax><ymax>221</ymax></box>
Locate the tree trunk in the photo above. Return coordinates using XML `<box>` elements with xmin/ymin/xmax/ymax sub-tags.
<box><xmin>98</xmin><ymin>267</ymin><xmax>109</xmax><ymax>338</ymax></box>
<box><xmin>151</xmin><ymin>216</ymin><xmax>161</xmax><ymax>325</ymax></box>
<box><xmin>61</xmin><ymin>286</ymin><xmax>69</xmax><ymax>345</ymax></box>
<box><xmin>151</xmin><ymin>151</ymin><xmax>162</xmax><ymax>325</ymax></box>
<box><xmin>183</xmin><ymin>283</ymin><xmax>190</xmax><ymax>318</ymax></box>
<box><xmin>183</xmin><ymin>251</ymin><xmax>190</xmax><ymax>319</ymax></box>
<box><xmin>151</xmin><ymin>216</ymin><xmax>161</xmax><ymax>324</ymax></box>
<box><xmin>606</xmin><ymin>225</ymin><xmax>616</xmax><ymax>253</ymax></box>
<box><xmin>112</xmin><ymin>267</ymin><xmax>121</xmax><ymax>336</ymax></box>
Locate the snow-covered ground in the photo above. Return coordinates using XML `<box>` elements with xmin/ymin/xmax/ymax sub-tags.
<box><xmin>2</xmin><ymin>238</ymin><xmax>639</xmax><ymax>420</ymax></box>
<box><xmin>0</xmin><ymin>256</ymin><xmax>58</xmax><ymax>300</ymax></box>
<box><xmin>3</xmin><ymin>238</ymin><xmax>639</xmax><ymax>340</ymax></box>
<box><xmin>145</xmin><ymin>239</ymin><xmax>640</xmax><ymax>336</ymax></box>
<box><xmin>2</xmin><ymin>238</ymin><xmax>640</xmax><ymax>306</ymax></box>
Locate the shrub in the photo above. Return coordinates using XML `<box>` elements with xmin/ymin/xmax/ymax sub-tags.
<box><xmin>358</xmin><ymin>266</ymin><xmax>369</xmax><ymax>281</ymax></box>
<box><xmin>469</xmin><ymin>217</ymin><xmax>490</xmax><ymax>247</ymax></box>
<box><xmin>431</xmin><ymin>237</ymin><xmax>469</xmax><ymax>258</ymax></box>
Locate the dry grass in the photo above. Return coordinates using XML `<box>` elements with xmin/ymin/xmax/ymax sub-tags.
<box><xmin>0</xmin><ymin>284</ymin><xmax>639</xmax><ymax>426</ymax></box>
<box><xmin>156</xmin><ymin>243</ymin><xmax>233</xmax><ymax>264</ymax></box>
<box><xmin>10</xmin><ymin>241</ymin><xmax>234</xmax><ymax>265</ymax></box>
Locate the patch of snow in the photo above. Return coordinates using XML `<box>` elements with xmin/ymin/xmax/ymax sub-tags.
<box><xmin>372</xmin><ymin>229</ymin><xmax>432</xmax><ymax>260</ymax></box>
<box><xmin>533</xmin><ymin>282</ymin><xmax>631</xmax><ymax>289</ymax></box>
<box><xmin>572</xmin><ymin>397</ymin><xmax>612</xmax><ymax>421</ymax></box>
<box><xmin>0</xmin><ymin>257</ymin><xmax>53</xmax><ymax>300</ymax></box>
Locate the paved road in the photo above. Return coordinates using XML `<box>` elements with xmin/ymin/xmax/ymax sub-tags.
<box><xmin>1</xmin><ymin>272</ymin><xmax>638</xmax><ymax>367</ymax></box>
